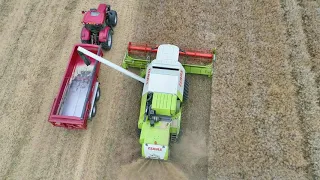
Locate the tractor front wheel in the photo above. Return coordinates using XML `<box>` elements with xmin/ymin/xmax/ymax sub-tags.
<box><xmin>101</xmin><ymin>30</ymin><xmax>112</xmax><ymax>50</ymax></box>
<box><xmin>107</xmin><ymin>10</ymin><xmax>117</xmax><ymax>27</ymax></box>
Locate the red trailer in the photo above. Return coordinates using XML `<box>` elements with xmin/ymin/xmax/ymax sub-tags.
<box><xmin>48</xmin><ymin>44</ymin><xmax>102</xmax><ymax>129</ymax></box>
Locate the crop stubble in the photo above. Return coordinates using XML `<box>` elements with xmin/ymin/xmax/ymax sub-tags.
<box><xmin>0</xmin><ymin>0</ymin><xmax>319</xmax><ymax>179</ymax></box>
<box><xmin>208</xmin><ymin>0</ymin><xmax>319</xmax><ymax>179</ymax></box>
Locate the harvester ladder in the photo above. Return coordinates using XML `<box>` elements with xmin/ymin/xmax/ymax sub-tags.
<box><xmin>170</xmin><ymin>133</ymin><xmax>178</xmax><ymax>142</ymax></box>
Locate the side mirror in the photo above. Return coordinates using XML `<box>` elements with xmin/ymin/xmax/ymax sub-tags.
<box><xmin>81</xmin><ymin>11</ymin><xmax>86</xmax><ymax>14</ymax></box>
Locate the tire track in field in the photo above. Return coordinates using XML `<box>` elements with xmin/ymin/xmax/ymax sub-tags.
<box><xmin>297</xmin><ymin>0</ymin><xmax>320</xmax><ymax>108</ymax></box>
<box><xmin>4</xmin><ymin>0</ymin><xmax>89</xmax><ymax>179</ymax></box>
<box><xmin>125</xmin><ymin>1</ymin><xmax>213</xmax><ymax>179</ymax></box>
<box><xmin>0</xmin><ymin>0</ymin><xmax>18</xmax><ymax>33</ymax></box>
<box><xmin>0</xmin><ymin>0</ymin><xmax>40</xmax><ymax>105</ymax></box>
<box><xmin>209</xmin><ymin>0</ymin><xmax>308</xmax><ymax>179</ymax></box>
<box><xmin>0</xmin><ymin>0</ymin><xmax>52</xmax><ymax>177</ymax></box>
<box><xmin>74</xmin><ymin>0</ymin><xmax>142</xmax><ymax>179</ymax></box>
<box><xmin>280</xmin><ymin>0</ymin><xmax>320</xmax><ymax>178</ymax></box>
<box><xmin>0</xmin><ymin>0</ymin><xmax>85</xmax><ymax>178</ymax></box>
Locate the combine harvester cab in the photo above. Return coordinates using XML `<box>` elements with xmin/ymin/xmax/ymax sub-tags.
<box><xmin>48</xmin><ymin>44</ymin><xmax>103</xmax><ymax>129</ymax></box>
<box><xmin>122</xmin><ymin>43</ymin><xmax>216</xmax><ymax>160</ymax></box>
<box><xmin>76</xmin><ymin>42</ymin><xmax>216</xmax><ymax>160</ymax></box>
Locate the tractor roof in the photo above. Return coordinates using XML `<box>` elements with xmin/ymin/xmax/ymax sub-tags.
<box><xmin>82</xmin><ymin>9</ymin><xmax>105</xmax><ymax>25</ymax></box>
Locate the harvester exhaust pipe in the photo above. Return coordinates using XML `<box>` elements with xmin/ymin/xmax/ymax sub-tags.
<box><xmin>77</xmin><ymin>46</ymin><xmax>145</xmax><ymax>83</ymax></box>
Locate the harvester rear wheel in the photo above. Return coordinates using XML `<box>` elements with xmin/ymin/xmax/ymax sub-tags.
<box><xmin>136</xmin><ymin>128</ymin><xmax>141</xmax><ymax>137</ymax></box>
<box><xmin>107</xmin><ymin>10</ymin><xmax>117</xmax><ymax>27</ymax></box>
<box><xmin>177</xmin><ymin>129</ymin><xmax>183</xmax><ymax>143</ymax></box>
<box><xmin>101</xmin><ymin>30</ymin><xmax>112</xmax><ymax>50</ymax></box>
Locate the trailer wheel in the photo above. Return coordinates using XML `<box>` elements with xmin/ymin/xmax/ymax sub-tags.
<box><xmin>91</xmin><ymin>104</ymin><xmax>97</xmax><ymax>118</ymax></box>
<box><xmin>101</xmin><ymin>30</ymin><xmax>112</xmax><ymax>50</ymax></box>
<box><xmin>95</xmin><ymin>86</ymin><xmax>100</xmax><ymax>102</ymax></box>
<box><xmin>107</xmin><ymin>10</ymin><xmax>117</xmax><ymax>27</ymax></box>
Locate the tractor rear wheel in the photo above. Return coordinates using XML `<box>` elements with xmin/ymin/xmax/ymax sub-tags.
<box><xmin>101</xmin><ymin>30</ymin><xmax>112</xmax><ymax>50</ymax></box>
<box><xmin>107</xmin><ymin>10</ymin><xmax>117</xmax><ymax>27</ymax></box>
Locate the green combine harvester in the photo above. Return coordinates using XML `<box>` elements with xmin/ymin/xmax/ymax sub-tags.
<box><xmin>77</xmin><ymin>42</ymin><xmax>216</xmax><ymax>160</ymax></box>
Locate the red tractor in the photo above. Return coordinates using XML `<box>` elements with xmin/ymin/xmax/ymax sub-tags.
<box><xmin>80</xmin><ymin>4</ymin><xmax>117</xmax><ymax>50</ymax></box>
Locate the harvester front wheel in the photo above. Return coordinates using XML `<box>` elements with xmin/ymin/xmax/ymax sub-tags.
<box><xmin>107</xmin><ymin>10</ymin><xmax>117</xmax><ymax>27</ymax></box>
<box><xmin>101</xmin><ymin>30</ymin><xmax>112</xmax><ymax>50</ymax></box>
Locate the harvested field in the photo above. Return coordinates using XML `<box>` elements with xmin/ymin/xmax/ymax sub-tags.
<box><xmin>209</xmin><ymin>0</ymin><xmax>320</xmax><ymax>179</ymax></box>
<box><xmin>0</xmin><ymin>0</ymin><xmax>319</xmax><ymax>180</ymax></box>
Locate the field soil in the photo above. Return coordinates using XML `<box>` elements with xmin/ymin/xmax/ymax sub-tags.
<box><xmin>0</xmin><ymin>0</ymin><xmax>319</xmax><ymax>180</ymax></box>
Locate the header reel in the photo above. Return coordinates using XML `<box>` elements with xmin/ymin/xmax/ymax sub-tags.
<box><xmin>121</xmin><ymin>42</ymin><xmax>216</xmax><ymax>77</ymax></box>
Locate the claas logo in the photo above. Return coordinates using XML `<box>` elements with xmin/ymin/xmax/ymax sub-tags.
<box><xmin>148</xmin><ymin>147</ymin><xmax>162</xmax><ymax>151</ymax></box>
<box><xmin>179</xmin><ymin>70</ymin><xmax>183</xmax><ymax>87</ymax></box>
<box><xmin>146</xmin><ymin>69</ymin><xmax>151</xmax><ymax>84</ymax></box>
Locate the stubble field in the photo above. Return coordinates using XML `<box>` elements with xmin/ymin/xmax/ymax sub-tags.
<box><xmin>0</xmin><ymin>0</ymin><xmax>319</xmax><ymax>179</ymax></box>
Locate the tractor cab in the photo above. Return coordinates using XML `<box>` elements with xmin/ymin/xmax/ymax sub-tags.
<box><xmin>82</xmin><ymin>9</ymin><xmax>106</xmax><ymax>33</ymax></box>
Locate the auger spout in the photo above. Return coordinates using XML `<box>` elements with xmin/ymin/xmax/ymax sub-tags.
<box><xmin>77</xmin><ymin>46</ymin><xmax>145</xmax><ymax>83</ymax></box>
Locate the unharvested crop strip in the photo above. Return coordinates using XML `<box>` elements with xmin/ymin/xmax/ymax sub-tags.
<box><xmin>280</xmin><ymin>0</ymin><xmax>320</xmax><ymax>178</ymax></box>
<box><xmin>297</xmin><ymin>0</ymin><xmax>320</xmax><ymax>108</ymax></box>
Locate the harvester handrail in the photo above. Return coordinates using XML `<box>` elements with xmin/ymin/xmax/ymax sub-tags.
<box><xmin>128</xmin><ymin>42</ymin><xmax>214</xmax><ymax>59</ymax></box>
<box><xmin>123</xmin><ymin>42</ymin><xmax>216</xmax><ymax>77</ymax></box>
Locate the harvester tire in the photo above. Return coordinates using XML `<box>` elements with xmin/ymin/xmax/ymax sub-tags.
<box><xmin>178</xmin><ymin>129</ymin><xmax>183</xmax><ymax>141</ymax></box>
<box><xmin>108</xmin><ymin>10</ymin><xmax>117</xmax><ymax>27</ymax></box>
<box><xmin>95</xmin><ymin>86</ymin><xmax>100</xmax><ymax>102</ymax></box>
<box><xmin>137</xmin><ymin>128</ymin><xmax>141</xmax><ymax>137</ymax></box>
<box><xmin>101</xmin><ymin>30</ymin><xmax>112</xmax><ymax>50</ymax></box>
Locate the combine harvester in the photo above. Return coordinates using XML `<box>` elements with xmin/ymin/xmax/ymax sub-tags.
<box><xmin>77</xmin><ymin>42</ymin><xmax>216</xmax><ymax>160</ymax></box>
